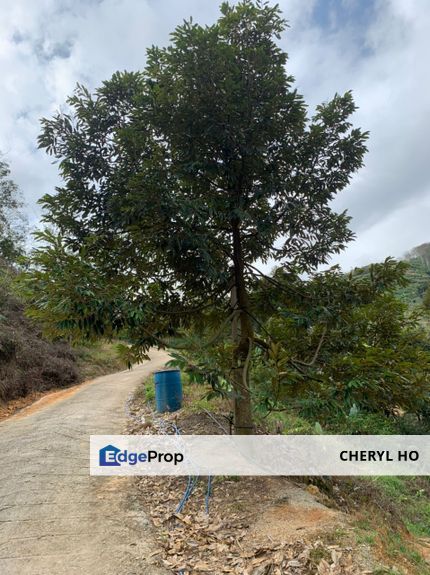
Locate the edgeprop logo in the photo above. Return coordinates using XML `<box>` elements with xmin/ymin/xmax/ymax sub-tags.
<box><xmin>99</xmin><ymin>444</ymin><xmax>184</xmax><ymax>467</ymax></box>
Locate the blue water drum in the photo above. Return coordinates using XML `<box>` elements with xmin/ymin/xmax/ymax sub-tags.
<box><xmin>154</xmin><ymin>369</ymin><xmax>183</xmax><ymax>412</ymax></box>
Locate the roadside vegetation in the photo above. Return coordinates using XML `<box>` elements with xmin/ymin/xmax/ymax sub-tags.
<box><xmin>0</xmin><ymin>156</ymin><xmax>79</xmax><ymax>408</ymax></box>
<box><xmin>0</xmin><ymin>157</ymin><xmax>124</xmax><ymax>415</ymax></box>
<box><xmin>74</xmin><ymin>341</ymin><xmax>125</xmax><ymax>380</ymax></box>
<box><xmin>169</xmin><ymin>257</ymin><xmax>430</xmax><ymax>437</ymax></box>
<box><xmin>128</xmin><ymin>375</ymin><xmax>430</xmax><ymax>574</ymax></box>
<box><xmin>0</xmin><ymin>262</ymin><xmax>124</xmax><ymax>416</ymax></box>
<box><xmin>0</xmin><ymin>265</ymin><xmax>78</xmax><ymax>403</ymax></box>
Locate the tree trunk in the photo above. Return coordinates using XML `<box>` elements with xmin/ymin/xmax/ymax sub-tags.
<box><xmin>231</xmin><ymin>219</ymin><xmax>254</xmax><ymax>435</ymax></box>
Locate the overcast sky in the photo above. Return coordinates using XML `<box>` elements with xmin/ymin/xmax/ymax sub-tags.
<box><xmin>0</xmin><ymin>0</ymin><xmax>428</xmax><ymax>270</ymax></box>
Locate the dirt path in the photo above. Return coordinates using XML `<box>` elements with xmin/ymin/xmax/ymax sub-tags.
<box><xmin>0</xmin><ymin>349</ymin><xmax>170</xmax><ymax>575</ymax></box>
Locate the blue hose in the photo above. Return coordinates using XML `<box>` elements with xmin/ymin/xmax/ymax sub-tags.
<box><xmin>172</xmin><ymin>422</ymin><xmax>198</xmax><ymax>514</ymax></box>
<box><xmin>162</xmin><ymin>422</ymin><xmax>213</xmax><ymax>515</ymax></box>
<box><xmin>205</xmin><ymin>475</ymin><xmax>212</xmax><ymax>514</ymax></box>
<box><xmin>176</xmin><ymin>475</ymin><xmax>198</xmax><ymax>514</ymax></box>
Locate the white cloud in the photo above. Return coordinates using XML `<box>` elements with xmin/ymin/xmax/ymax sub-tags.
<box><xmin>280</xmin><ymin>0</ymin><xmax>430</xmax><ymax>266</ymax></box>
<box><xmin>0</xmin><ymin>0</ymin><xmax>221</xmax><ymax>224</ymax></box>
<box><xmin>0</xmin><ymin>0</ymin><xmax>429</xmax><ymax>266</ymax></box>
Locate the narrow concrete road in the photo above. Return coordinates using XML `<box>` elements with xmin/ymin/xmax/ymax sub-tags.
<box><xmin>0</xmin><ymin>349</ymin><xmax>169</xmax><ymax>575</ymax></box>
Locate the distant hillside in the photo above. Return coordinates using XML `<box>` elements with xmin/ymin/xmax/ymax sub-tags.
<box><xmin>397</xmin><ymin>242</ymin><xmax>430</xmax><ymax>306</ymax></box>
<box><xmin>0</xmin><ymin>266</ymin><xmax>78</xmax><ymax>403</ymax></box>
<box><xmin>0</xmin><ymin>265</ymin><xmax>124</xmax><ymax>408</ymax></box>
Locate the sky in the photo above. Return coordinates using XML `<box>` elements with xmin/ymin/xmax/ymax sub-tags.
<box><xmin>0</xmin><ymin>0</ymin><xmax>429</xmax><ymax>271</ymax></box>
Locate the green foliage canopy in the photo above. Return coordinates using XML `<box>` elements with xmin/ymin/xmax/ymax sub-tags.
<box><xmin>0</xmin><ymin>157</ymin><xmax>26</xmax><ymax>264</ymax></box>
<box><xmin>172</xmin><ymin>258</ymin><xmax>430</xmax><ymax>428</ymax></box>
<box><xmin>32</xmin><ymin>1</ymin><xmax>366</xmax><ymax>339</ymax></box>
<box><xmin>26</xmin><ymin>1</ymin><xmax>368</xmax><ymax>431</ymax></box>
<box><xmin>249</xmin><ymin>258</ymin><xmax>430</xmax><ymax>420</ymax></box>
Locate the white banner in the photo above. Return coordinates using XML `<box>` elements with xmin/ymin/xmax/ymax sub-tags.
<box><xmin>90</xmin><ymin>435</ymin><xmax>430</xmax><ymax>476</ymax></box>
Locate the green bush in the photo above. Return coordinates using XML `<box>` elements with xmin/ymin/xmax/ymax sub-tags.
<box><xmin>144</xmin><ymin>380</ymin><xmax>155</xmax><ymax>402</ymax></box>
<box><xmin>325</xmin><ymin>412</ymin><xmax>398</xmax><ymax>435</ymax></box>
<box><xmin>250</xmin><ymin>259</ymin><xmax>430</xmax><ymax>425</ymax></box>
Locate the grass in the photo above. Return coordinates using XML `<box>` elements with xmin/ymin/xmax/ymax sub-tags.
<box><xmin>354</xmin><ymin>519</ymin><xmax>378</xmax><ymax>546</ymax></box>
<box><xmin>75</xmin><ymin>341</ymin><xmax>125</xmax><ymax>381</ymax></box>
<box><xmin>385</xmin><ymin>532</ymin><xmax>429</xmax><ymax>571</ymax></box>
<box><xmin>371</xmin><ymin>570</ymin><xmax>401</xmax><ymax>575</ymax></box>
<box><xmin>375</xmin><ymin>477</ymin><xmax>430</xmax><ymax>538</ymax></box>
<box><xmin>178</xmin><ymin>374</ymin><xmax>229</xmax><ymax>415</ymax></box>
<box><xmin>308</xmin><ymin>546</ymin><xmax>331</xmax><ymax>567</ymax></box>
<box><xmin>354</xmin><ymin>520</ymin><xmax>379</xmax><ymax>550</ymax></box>
<box><xmin>135</xmin><ymin>377</ymin><xmax>155</xmax><ymax>403</ymax></box>
<box><xmin>319</xmin><ymin>527</ymin><xmax>349</xmax><ymax>546</ymax></box>
<box><xmin>255</xmin><ymin>409</ymin><xmax>315</xmax><ymax>434</ymax></box>
<box><xmin>352</xmin><ymin>515</ymin><xmax>430</xmax><ymax>575</ymax></box>
<box><xmin>406</xmin><ymin>507</ymin><xmax>430</xmax><ymax>538</ymax></box>
<box><xmin>335</xmin><ymin>477</ymin><xmax>430</xmax><ymax>574</ymax></box>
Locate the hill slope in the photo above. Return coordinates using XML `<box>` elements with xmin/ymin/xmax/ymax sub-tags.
<box><xmin>0</xmin><ymin>268</ymin><xmax>78</xmax><ymax>402</ymax></box>
<box><xmin>397</xmin><ymin>242</ymin><xmax>430</xmax><ymax>305</ymax></box>
<box><xmin>0</xmin><ymin>267</ymin><xmax>124</xmax><ymax>410</ymax></box>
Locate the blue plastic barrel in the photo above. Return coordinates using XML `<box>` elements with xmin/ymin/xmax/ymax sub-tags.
<box><xmin>154</xmin><ymin>369</ymin><xmax>183</xmax><ymax>412</ymax></box>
